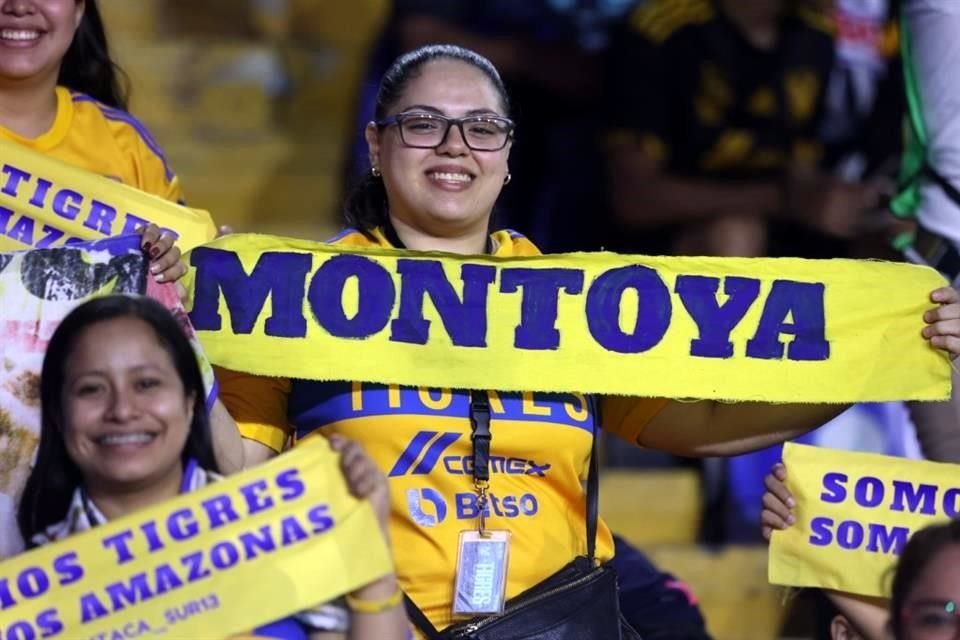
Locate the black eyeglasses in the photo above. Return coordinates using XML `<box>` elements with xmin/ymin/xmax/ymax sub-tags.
<box><xmin>376</xmin><ymin>112</ymin><xmax>515</xmax><ymax>151</ymax></box>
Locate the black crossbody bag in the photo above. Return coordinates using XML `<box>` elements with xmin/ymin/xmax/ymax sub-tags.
<box><xmin>402</xmin><ymin>392</ymin><xmax>642</xmax><ymax>640</ymax></box>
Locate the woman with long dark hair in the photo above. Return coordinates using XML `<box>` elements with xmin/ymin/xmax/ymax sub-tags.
<box><xmin>18</xmin><ymin>295</ymin><xmax>407</xmax><ymax>640</ymax></box>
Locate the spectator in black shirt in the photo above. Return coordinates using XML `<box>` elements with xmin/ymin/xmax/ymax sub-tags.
<box><xmin>605</xmin><ymin>0</ymin><xmax>886</xmax><ymax>258</ymax></box>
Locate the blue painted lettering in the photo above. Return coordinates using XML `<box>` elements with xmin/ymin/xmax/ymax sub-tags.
<box><xmin>51</xmin><ymin>190</ymin><xmax>81</xmax><ymax>221</ymax></box>
<box><xmin>238</xmin><ymin>526</ymin><xmax>277</xmax><ymax>559</ymax></box>
<box><xmin>200</xmin><ymin>495</ymin><xmax>240</xmax><ymax>529</ymax></box>
<box><xmin>79</xmin><ymin>592</ymin><xmax>110</xmax><ymax>623</ymax></box>
<box><xmin>854</xmin><ymin>476</ymin><xmax>885</xmax><ymax>508</ymax></box>
<box><xmin>308</xmin><ymin>254</ymin><xmax>395</xmax><ymax>338</ymax></box>
<box><xmin>307</xmin><ymin>504</ymin><xmax>335</xmax><ymax>534</ymax></box>
<box><xmin>943</xmin><ymin>488</ymin><xmax>960</xmax><ymax>518</ymax></box>
<box><xmin>866</xmin><ymin>524</ymin><xmax>909</xmax><ymax>554</ymax></box>
<box><xmin>101</xmin><ymin>530</ymin><xmax>136</xmax><ymax>564</ymax></box>
<box><xmin>275</xmin><ymin>468</ymin><xmax>306</xmax><ymax>501</ymax></box>
<box><xmin>808</xmin><ymin>517</ymin><xmax>833</xmax><ymax>546</ymax></box>
<box><xmin>209</xmin><ymin>542</ymin><xmax>240</xmax><ymax>570</ymax></box>
<box><xmin>820</xmin><ymin>473</ymin><xmax>848</xmax><ymax>504</ymax></box>
<box><xmin>27</xmin><ymin>179</ymin><xmax>52</xmax><ymax>209</ymax></box>
<box><xmin>585</xmin><ymin>266</ymin><xmax>671</xmax><ymax>353</ymax></box>
<box><xmin>746</xmin><ymin>280</ymin><xmax>829</xmax><ymax>360</ymax></box>
<box><xmin>35</xmin><ymin>226</ymin><xmax>64</xmax><ymax>249</ymax></box>
<box><xmin>83</xmin><ymin>200</ymin><xmax>117</xmax><ymax>235</ymax></box>
<box><xmin>167</xmin><ymin>509</ymin><xmax>199</xmax><ymax>541</ymax></box>
<box><xmin>837</xmin><ymin>521</ymin><xmax>864</xmax><ymax>550</ymax></box>
<box><xmin>676</xmin><ymin>275</ymin><xmax>760</xmax><ymax>358</ymax></box>
<box><xmin>53</xmin><ymin>552</ymin><xmax>83</xmax><ymax>586</ymax></box>
<box><xmin>16</xmin><ymin>569</ymin><xmax>48</xmax><ymax>599</ymax></box>
<box><xmin>139</xmin><ymin>521</ymin><xmax>165</xmax><ymax>552</ymax></box>
<box><xmin>500</xmin><ymin>267</ymin><xmax>584</xmax><ymax>350</ymax></box>
<box><xmin>890</xmin><ymin>481</ymin><xmax>938</xmax><ymax>515</ymax></box>
<box><xmin>280</xmin><ymin>515</ymin><xmax>309</xmax><ymax>545</ymax></box>
<box><xmin>105</xmin><ymin>573</ymin><xmax>154</xmax><ymax>611</ymax></box>
<box><xmin>390</xmin><ymin>260</ymin><xmax>495</xmax><ymax>347</ymax></box>
<box><xmin>37</xmin><ymin>609</ymin><xmax>62</xmax><ymax>638</ymax></box>
<box><xmin>7</xmin><ymin>216</ymin><xmax>34</xmax><ymax>246</ymax></box>
<box><xmin>1</xmin><ymin>165</ymin><xmax>30</xmax><ymax>197</ymax></box>
<box><xmin>239</xmin><ymin>479</ymin><xmax>274</xmax><ymax>514</ymax></box>
<box><xmin>189</xmin><ymin>248</ymin><xmax>311</xmax><ymax>337</ymax></box>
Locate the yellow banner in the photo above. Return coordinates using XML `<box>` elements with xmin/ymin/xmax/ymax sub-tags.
<box><xmin>184</xmin><ymin>234</ymin><xmax>950</xmax><ymax>402</ymax></box>
<box><xmin>0</xmin><ymin>439</ymin><xmax>392</xmax><ymax>639</ymax></box>
<box><xmin>0</xmin><ymin>139</ymin><xmax>216</xmax><ymax>251</ymax></box>
<box><xmin>769</xmin><ymin>443</ymin><xmax>958</xmax><ymax>597</ymax></box>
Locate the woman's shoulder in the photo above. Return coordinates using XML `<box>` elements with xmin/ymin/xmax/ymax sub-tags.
<box><xmin>64</xmin><ymin>89</ymin><xmax>179</xmax><ymax>198</ymax></box>
<box><xmin>325</xmin><ymin>227</ymin><xmax>386</xmax><ymax>248</ymax></box>
<box><xmin>491</xmin><ymin>229</ymin><xmax>542</xmax><ymax>256</ymax></box>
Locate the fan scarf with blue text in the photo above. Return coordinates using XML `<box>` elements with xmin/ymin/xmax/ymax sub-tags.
<box><xmin>211</xmin><ymin>226</ymin><xmax>949</xmax><ymax>632</ymax></box>
<box><xmin>0</xmin><ymin>139</ymin><xmax>215</xmax><ymax>253</ymax></box>
<box><xmin>0</xmin><ymin>440</ymin><xmax>392</xmax><ymax>640</ymax></box>
<box><xmin>770</xmin><ymin>443</ymin><xmax>960</xmax><ymax>597</ymax></box>
<box><xmin>186</xmin><ymin>233</ymin><xmax>949</xmax><ymax>402</ymax></box>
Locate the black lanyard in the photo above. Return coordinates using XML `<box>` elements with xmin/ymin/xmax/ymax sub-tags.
<box><xmin>466</xmin><ymin>390</ymin><xmax>599</xmax><ymax>559</ymax></box>
<box><xmin>469</xmin><ymin>390</ymin><xmax>493</xmax><ymax>532</ymax></box>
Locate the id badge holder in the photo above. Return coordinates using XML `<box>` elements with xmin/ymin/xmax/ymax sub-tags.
<box><xmin>453</xmin><ymin>529</ymin><xmax>511</xmax><ymax>616</ymax></box>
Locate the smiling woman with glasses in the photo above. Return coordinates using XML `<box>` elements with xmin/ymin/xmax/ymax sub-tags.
<box><xmin>212</xmin><ymin>43</ymin><xmax>960</xmax><ymax>640</ymax></box>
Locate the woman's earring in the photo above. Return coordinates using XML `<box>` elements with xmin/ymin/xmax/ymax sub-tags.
<box><xmin>504</xmin><ymin>173</ymin><xmax>512</xmax><ymax>185</ymax></box>
<box><xmin>371</xmin><ymin>165</ymin><xmax>381</xmax><ymax>177</ymax></box>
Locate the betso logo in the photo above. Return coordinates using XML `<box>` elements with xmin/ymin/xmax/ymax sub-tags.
<box><xmin>406</xmin><ymin>489</ymin><xmax>539</xmax><ymax>528</ymax></box>
<box><xmin>389</xmin><ymin>431</ymin><xmax>551</xmax><ymax>478</ymax></box>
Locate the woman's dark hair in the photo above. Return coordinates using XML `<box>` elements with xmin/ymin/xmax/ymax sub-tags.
<box><xmin>344</xmin><ymin>44</ymin><xmax>511</xmax><ymax>233</ymax></box>
<box><xmin>17</xmin><ymin>295</ymin><xmax>217</xmax><ymax>544</ymax></box>
<box><xmin>889</xmin><ymin>519</ymin><xmax>960</xmax><ymax>639</ymax></box>
<box><xmin>57</xmin><ymin>0</ymin><xmax>129</xmax><ymax>109</ymax></box>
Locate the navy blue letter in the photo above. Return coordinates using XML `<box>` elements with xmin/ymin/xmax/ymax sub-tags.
<box><xmin>746</xmin><ymin>280</ymin><xmax>829</xmax><ymax>360</ymax></box>
<box><xmin>585</xmin><ymin>266</ymin><xmax>671</xmax><ymax>354</ymax></box>
<box><xmin>820</xmin><ymin>472</ymin><xmax>848</xmax><ymax>504</ymax></box>
<box><xmin>676</xmin><ymin>275</ymin><xmax>760</xmax><ymax>358</ymax></box>
<box><xmin>390</xmin><ymin>260</ymin><xmax>495</xmax><ymax>347</ymax></box>
<box><xmin>308</xmin><ymin>255</ymin><xmax>394</xmax><ymax>338</ymax></box>
<box><xmin>501</xmin><ymin>268</ymin><xmax>584</xmax><ymax>350</ymax></box>
<box><xmin>189</xmin><ymin>248</ymin><xmax>311</xmax><ymax>338</ymax></box>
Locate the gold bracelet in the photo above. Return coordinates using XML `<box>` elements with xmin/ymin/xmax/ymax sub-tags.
<box><xmin>345</xmin><ymin>587</ymin><xmax>403</xmax><ymax>614</ymax></box>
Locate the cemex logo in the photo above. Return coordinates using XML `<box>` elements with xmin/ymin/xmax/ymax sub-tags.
<box><xmin>388</xmin><ymin>431</ymin><xmax>551</xmax><ymax>478</ymax></box>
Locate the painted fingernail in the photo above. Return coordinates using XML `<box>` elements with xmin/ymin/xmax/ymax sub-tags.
<box><xmin>142</xmin><ymin>242</ymin><xmax>152</xmax><ymax>253</ymax></box>
<box><xmin>150</xmin><ymin>247</ymin><xmax>160</xmax><ymax>258</ymax></box>
<box><xmin>787</xmin><ymin>498</ymin><xmax>796</xmax><ymax>508</ymax></box>
<box><xmin>788</xmin><ymin>515</ymin><xmax>796</xmax><ymax>524</ymax></box>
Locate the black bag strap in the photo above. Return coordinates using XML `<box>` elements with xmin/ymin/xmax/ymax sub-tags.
<box><xmin>585</xmin><ymin>394</ymin><xmax>601</xmax><ymax>561</ymax></box>
<box><xmin>925</xmin><ymin>162</ymin><xmax>960</xmax><ymax>211</ymax></box>
<box><xmin>903</xmin><ymin>163</ymin><xmax>960</xmax><ymax>281</ymax></box>
<box><xmin>403</xmin><ymin>593</ymin><xmax>442</xmax><ymax>639</ymax></box>
<box><xmin>403</xmin><ymin>391</ymin><xmax>602</xmax><ymax>637</ymax></box>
